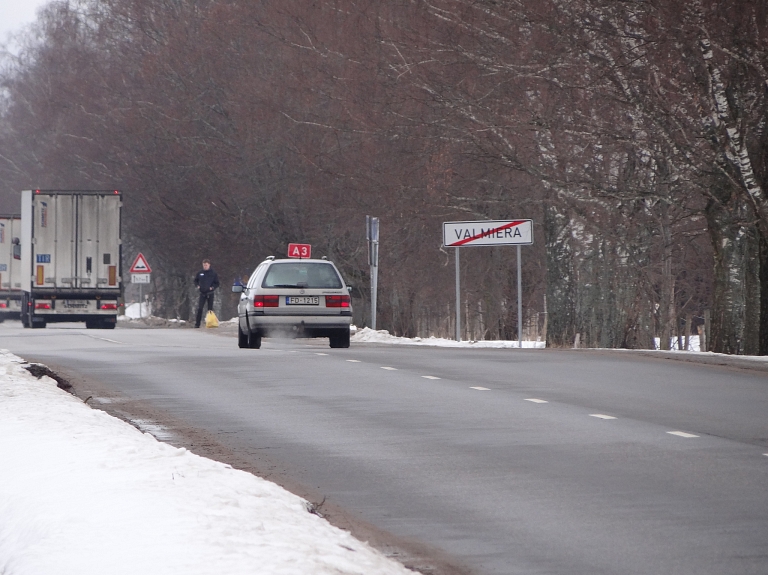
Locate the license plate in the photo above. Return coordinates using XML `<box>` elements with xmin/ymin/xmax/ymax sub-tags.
<box><xmin>286</xmin><ymin>296</ymin><xmax>319</xmax><ymax>305</ymax></box>
<box><xmin>63</xmin><ymin>300</ymin><xmax>89</xmax><ymax>309</ymax></box>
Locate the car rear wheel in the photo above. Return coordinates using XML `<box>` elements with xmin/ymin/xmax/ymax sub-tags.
<box><xmin>248</xmin><ymin>331</ymin><xmax>262</xmax><ymax>349</ymax></box>
<box><xmin>329</xmin><ymin>329</ymin><xmax>350</xmax><ymax>348</ymax></box>
<box><xmin>238</xmin><ymin>324</ymin><xmax>248</xmax><ymax>348</ymax></box>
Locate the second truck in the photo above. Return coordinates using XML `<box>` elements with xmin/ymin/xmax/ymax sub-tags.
<box><xmin>20</xmin><ymin>190</ymin><xmax>123</xmax><ymax>329</ymax></box>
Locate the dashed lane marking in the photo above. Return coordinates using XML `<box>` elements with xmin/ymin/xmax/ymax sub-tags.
<box><xmin>84</xmin><ymin>335</ymin><xmax>124</xmax><ymax>344</ymax></box>
<box><xmin>422</xmin><ymin>376</ymin><xmax>441</xmax><ymax>380</ymax></box>
<box><xmin>589</xmin><ymin>414</ymin><xmax>617</xmax><ymax>420</ymax></box>
<box><xmin>347</xmin><ymin>360</ymin><xmax>361</xmax><ymax>363</ymax></box>
<box><xmin>315</xmin><ymin>353</ymin><xmax>328</xmax><ymax>356</ymax></box>
<box><xmin>470</xmin><ymin>386</ymin><xmax>491</xmax><ymax>391</ymax></box>
<box><xmin>667</xmin><ymin>431</ymin><xmax>699</xmax><ymax>438</ymax></box>
<box><xmin>525</xmin><ymin>398</ymin><xmax>548</xmax><ymax>404</ymax></box>
<box><xmin>381</xmin><ymin>367</ymin><xmax>397</xmax><ymax>371</ymax></box>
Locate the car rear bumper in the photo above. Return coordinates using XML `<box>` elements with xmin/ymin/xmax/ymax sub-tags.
<box><xmin>242</xmin><ymin>313</ymin><xmax>351</xmax><ymax>337</ymax></box>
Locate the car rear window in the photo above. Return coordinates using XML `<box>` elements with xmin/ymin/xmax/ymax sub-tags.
<box><xmin>262</xmin><ymin>262</ymin><xmax>343</xmax><ymax>289</ymax></box>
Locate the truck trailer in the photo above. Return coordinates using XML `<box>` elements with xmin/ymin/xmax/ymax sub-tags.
<box><xmin>20</xmin><ymin>190</ymin><xmax>122</xmax><ymax>329</ymax></box>
<box><xmin>0</xmin><ymin>214</ymin><xmax>22</xmax><ymax>321</ymax></box>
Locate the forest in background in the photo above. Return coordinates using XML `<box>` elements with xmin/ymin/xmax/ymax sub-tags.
<box><xmin>0</xmin><ymin>0</ymin><xmax>766</xmax><ymax>353</ymax></box>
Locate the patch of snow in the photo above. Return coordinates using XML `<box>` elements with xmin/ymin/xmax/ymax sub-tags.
<box><xmin>351</xmin><ymin>327</ymin><xmax>545</xmax><ymax>348</ymax></box>
<box><xmin>123</xmin><ymin>302</ymin><xmax>151</xmax><ymax>319</ymax></box>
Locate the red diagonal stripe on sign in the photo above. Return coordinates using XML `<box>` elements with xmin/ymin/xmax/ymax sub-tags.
<box><xmin>448</xmin><ymin>220</ymin><xmax>527</xmax><ymax>247</ymax></box>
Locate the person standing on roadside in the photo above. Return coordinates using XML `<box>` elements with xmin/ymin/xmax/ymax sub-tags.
<box><xmin>194</xmin><ymin>259</ymin><xmax>220</xmax><ymax>328</ymax></box>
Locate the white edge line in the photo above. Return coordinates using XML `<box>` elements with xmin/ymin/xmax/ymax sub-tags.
<box><xmin>346</xmin><ymin>360</ymin><xmax>361</xmax><ymax>363</ymax></box>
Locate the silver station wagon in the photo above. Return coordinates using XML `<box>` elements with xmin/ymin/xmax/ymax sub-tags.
<box><xmin>232</xmin><ymin>257</ymin><xmax>353</xmax><ymax>349</ymax></box>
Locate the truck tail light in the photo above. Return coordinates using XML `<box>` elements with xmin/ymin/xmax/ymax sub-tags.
<box><xmin>254</xmin><ymin>295</ymin><xmax>279</xmax><ymax>308</ymax></box>
<box><xmin>35</xmin><ymin>302</ymin><xmax>51</xmax><ymax>310</ymax></box>
<box><xmin>0</xmin><ymin>303</ymin><xmax>6</xmax><ymax>308</ymax></box>
<box><xmin>325</xmin><ymin>295</ymin><xmax>350</xmax><ymax>308</ymax></box>
<box><xmin>100</xmin><ymin>303</ymin><xmax>118</xmax><ymax>310</ymax></box>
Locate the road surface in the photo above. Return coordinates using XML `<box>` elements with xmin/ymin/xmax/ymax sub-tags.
<box><xmin>2</xmin><ymin>322</ymin><xmax>767</xmax><ymax>575</ymax></box>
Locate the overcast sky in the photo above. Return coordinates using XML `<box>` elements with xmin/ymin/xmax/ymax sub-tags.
<box><xmin>0</xmin><ymin>0</ymin><xmax>50</xmax><ymax>46</ymax></box>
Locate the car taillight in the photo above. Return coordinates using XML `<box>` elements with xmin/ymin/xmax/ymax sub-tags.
<box><xmin>254</xmin><ymin>295</ymin><xmax>279</xmax><ymax>308</ymax></box>
<box><xmin>101</xmin><ymin>303</ymin><xmax>118</xmax><ymax>310</ymax></box>
<box><xmin>325</xmin><ymin>295</ymin><xmax>350</xmax><ymax>308</ymax></box>
<box><xmin>35</xmin><ymin>302</ymin><xmax>51</xmax><ymax>309</ymax></box>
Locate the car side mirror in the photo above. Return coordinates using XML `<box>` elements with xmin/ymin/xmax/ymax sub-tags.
<box><xmin>232</xmin><ymin>284</ymin><xmax>244</xmax><ymax>293</ymax></box>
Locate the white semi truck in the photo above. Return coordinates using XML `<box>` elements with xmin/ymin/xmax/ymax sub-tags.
<box><xmin>0</xmin><ymin>214</ymin><xmax>22</xmax><ymax>321</ymax></box>
<box><xmin>20</xmin><ymin>190</ymin><xmax>123</xmax><ymax>329</ymax></box>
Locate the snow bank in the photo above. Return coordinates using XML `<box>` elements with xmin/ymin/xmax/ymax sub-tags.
<box><xmin>352</xmin><ymin>327</ymin><xmax>545</xmax><ymax>348</ymax></box>
<box><xmin>0</xmin><ymin>350</ymin><xmax>412</xmax><ymax>575</ymax></box>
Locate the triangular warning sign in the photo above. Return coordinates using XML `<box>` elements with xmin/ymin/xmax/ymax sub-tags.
<box><xmin>129</xmin><ymin>253</ymin><xmax>152</xmax><ymax>273</ymax></box>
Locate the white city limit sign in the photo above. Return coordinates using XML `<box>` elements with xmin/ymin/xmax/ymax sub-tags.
<box><xmin>131</xmin><ymin>274</ymin><xmax>150</xmax><ymax>284</ymax></box>
<box><xmin>443</xmin><ymin>219</ymin><xmax>533</xmax><ymax>247</ymax></box>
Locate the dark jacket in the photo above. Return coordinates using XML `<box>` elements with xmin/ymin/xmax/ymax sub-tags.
<box><xmin>194</xmin><ymin>268</ymin><xmax>220</xmax><ymax>294</ymax></box>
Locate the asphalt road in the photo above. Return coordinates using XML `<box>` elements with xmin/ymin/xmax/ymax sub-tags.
<box><xmin>2</xmin><ymin>322</ymin><xmax>767</xmax><ymax>575</ymax></box>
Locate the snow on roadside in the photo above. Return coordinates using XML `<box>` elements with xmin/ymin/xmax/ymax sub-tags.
<box><xmin>352</xmin><ymin>327</ymin><xmax>545</xmax><ymax>348</ymax></box>
<box><xmin>0</xmin><ymin>349</ymin><xmax>413</xmax><ymax>575</ymax></box>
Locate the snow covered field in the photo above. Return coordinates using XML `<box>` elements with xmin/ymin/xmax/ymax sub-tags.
<box><xmin>0</xmin><ymin>349</ymin><xmax>413</xmax><ymax>575</ymax></box>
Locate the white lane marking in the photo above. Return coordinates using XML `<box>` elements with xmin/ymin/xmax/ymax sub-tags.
<box><xmin>470</xmin><ymin>386</ymin><xmax>490</xmax><ymax>391</ymax></box>
<box><xmin>422</xmin><ymin>376</ymin><xmax>441</xmax><ymax>380</ymax></box>
<box><xmin>667</xmin><ymin>431</ymin><xmax>699</xmax><ymax>438</ymax></box>
<box><xmin>589</xmin><ymin>414</ymin><xmax>617</xmax><ymax>420</ymax></box>
<box><xmin>525</xmin><ymin>398</ymin><xmax>548</xmax><ymax>404</ymax></box>
<box><xmin>84</xmin><ymin>335</ymin><xmax>124</xmax><ymax>344</ymax></box>
<box><xmin>346</xmin><ymin>360</ymin><xmax>361</xmax><ymax>363</ymax></box>
<box><xmin>315</xmin><ymin>353</ymin><xmax>328</xmax><ymax>356</ymax></box>
<box><xmin>381</xmin><ymin>367</ymin><xmax>397</xmax><ymax>370</ymax></box>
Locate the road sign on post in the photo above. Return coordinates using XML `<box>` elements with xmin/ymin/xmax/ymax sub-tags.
<box><xmin>442</xmin><ymin>220</ymin><xmax>533</xmax><ymax>346</ymax></box>
<box><xmin>129</xmin><ymin>253</ymin><xmax>152</xmax><ymax>273</ymax></box>
<box><xmin>129</xmin><ymin>253</ymin><xmax>151</xmax><ymax>319</ymax></box>
<box><xmin>443</xmin><ymin>220</ymin><xmax>533</xmax><ymax>247</ymax></box>
<box><xmin>366</xmin><ymin>216</ymin><xmax>380</xmax><ymax>330</ymax></box>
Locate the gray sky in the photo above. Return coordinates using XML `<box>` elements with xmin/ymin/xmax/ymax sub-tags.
<box><xmin>0</xmin><ymin>0</ymin><xmax>50</xmax><ymax>46</ymax></box>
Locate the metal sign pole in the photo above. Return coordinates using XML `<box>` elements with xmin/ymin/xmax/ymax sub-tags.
<box><xmin>139</xmin><ymin>284</ymin><xmax>143</xmax><ymax>319</ymax></box>
<box><xmin>371</xmin><ymin>244</ymin><xmax>378</xmax><ymax>330</ymax></box>
<box><xmin>455</xmin><ymin>247</ymin><xmax>461</xmax><ymax>342</ymax></box>
<box><xmin>367</xmin><ymin>216</ymin><xmax>380</xmax><ymax>330</ymax></box>
<box><xmin>517</xmin><ymin>244</ymin><xmax>522</xmax><ymax>348</ymax></box>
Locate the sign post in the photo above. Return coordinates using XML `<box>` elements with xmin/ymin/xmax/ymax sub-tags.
<box><xmin>443</xmin><ymin>220</ymin><xmax>533</xmax><ymax>346</ymax></box>
<box><xmin>129</xmin><ymin>253</ymin><xmax>152</xmax><ymax>319</ymax></box>
<box><xmin>366</xmin><ymin>216</ymin><xmax>380</xmax><ymax>330</ymax></box>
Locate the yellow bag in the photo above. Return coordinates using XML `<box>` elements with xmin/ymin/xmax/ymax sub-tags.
<box><xmin>205</xmin><ymin>310</ymin><xmax>219</xmax><ymax>328</ymax></box>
